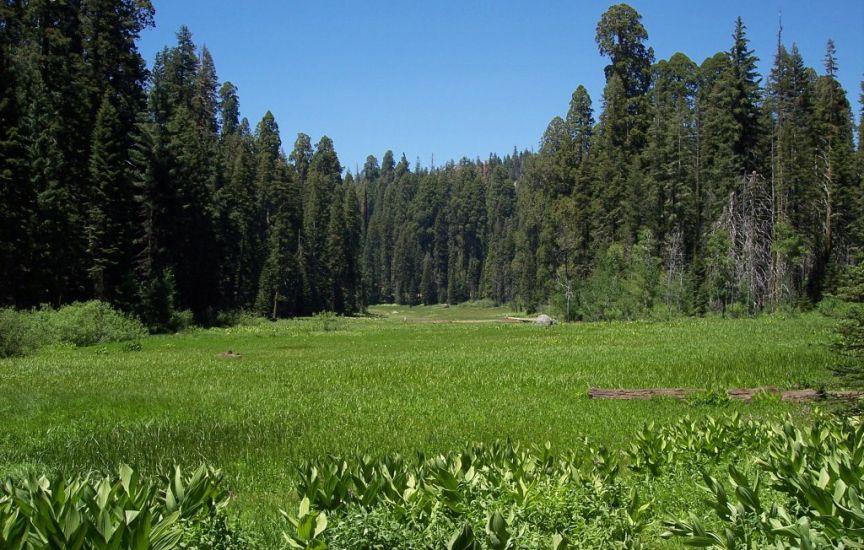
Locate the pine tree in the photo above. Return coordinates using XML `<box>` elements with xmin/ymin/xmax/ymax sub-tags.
<box><xmin>767</xmin><ymin>41</ymin><xmax>817</xmax><ymax>301</ymax></box>
<box><xmin>565</xmin><ymin>85</ymin><xmax>595</xmax><ymax>273</ymax></box>
<box><xmin>646</xmin><ymin>53</ymin><xmax>698</xmax><ymax>250</ymax></box>
<box><xmin>0</xmin><ymin>8</ymin><xmax>35</xmax><ymax>306</ymax></box>
<box><xmin>593</xmin><ymin>74</ymin><xmax>631</xmax><ymax>242</ymax></box>
<box><xmin>25</xmin><ymin>0</ymin><xmax>96</xmax><ymax>305</ymax></box>
<box><xmin>216</xmin><ymin>117</ymin><xmax>259</xmax><ymax>309</ymax></box>
<box><xmin>728</xmin><ymin>17</ymin><xmax>762</xmax><ymax>174</ymax></box>
<box><xmin>341</xmin><ymin>175</ymin><xmax>363</xmax><ymax>312</ymax></box>
<box><xmin>809</xmin><ymin>40</ymin><xmax>857</xmax><ymax>295</ymax></box>
<box><xmin>219</xmin><ymin>81</ymin><xmax>240</xmax><ymax>137</ymax></box>
<box><xmin>255</xmin><ymin>156</ymin><xmax>301</xmax><ymax>318</ymax></box>
<box><xmin>595</xmin><ymin>3</ymin><xmax>654</xmax><ymax>99</ymax></box>
<box><xmin>86</xmin><ymin>92</ymin><xmax>138</xmax><ymax>306</ymax></box>
<box><xmin>301</xmin><ymin>136</ymin><xmax>342</xmax><ymax>312</ymax></box>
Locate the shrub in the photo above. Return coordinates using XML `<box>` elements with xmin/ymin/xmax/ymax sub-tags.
<box><xmin>0</xmin><ymin>464</ymin><xmax>233</xmax><ymax>549</ymax></box>
<box><xmin>833</xmin><ymin>263</ymin><xmax>864</xmax><ymax>389</ymax></box>
<box><xmin>313</xmin><ymin>311</ymin><xmax>345</xmax><ymax>332</ymax></box>
<box><xmin>0</xmin><ymin>308</ymin><xmax>37</xmax><ymax>358</ymax></box>
<box><xmin>47</xmin><ymin>300</ymin><xmax>148</xmax><ymax>346</ymax></box>
<box><xmin>0</xmin><ymin>301</ymin><xmax>146</xmax><ymax>357</ymax></box>
<box><xmin>216</xmin><ymin>310</ymin><xmax>268</xmax><ymax>328</ymax></box>
<box><xmin>169</xmin><ymin>308</ymin><xmax>194</xmax><ymax>333</ymax></box>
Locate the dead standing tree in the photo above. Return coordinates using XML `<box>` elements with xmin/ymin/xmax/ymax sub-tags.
<box><xmin>713</xmin><ymin>172</ymin><xmax>775</xmax><ymax>312</ymax></box>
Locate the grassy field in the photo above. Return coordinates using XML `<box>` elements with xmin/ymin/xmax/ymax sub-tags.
<box><xmin>367</xmin><ymin>301</ymin><xmax>523</xmax><ymax>322</ymax></box>
<box><xmin>0</xmin><ymin>307</ymin><xmax>839</xmax><ymax>543</ymax></box>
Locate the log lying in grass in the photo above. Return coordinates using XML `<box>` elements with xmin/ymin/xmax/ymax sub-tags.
<box><xmin>505</xmin><ymin>315</ymin><xmax>557</xmax><ymax>326</ymax></box>
<box><xmin>587</xmin><ymin>388</ymin><xmax>698</xmax><ymax>400</ymax></box>
<box><xmin>587</xmin><ymin>387</ymin><xmax>864</xmax><ymax>402</ymax></box>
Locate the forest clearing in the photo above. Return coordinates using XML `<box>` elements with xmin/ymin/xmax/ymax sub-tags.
<box><xmin>2</xmin><ymin>307</ymin><xmax>856</xmax><ymax>546</ymax></box>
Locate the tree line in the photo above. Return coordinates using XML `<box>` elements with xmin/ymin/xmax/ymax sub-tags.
<box><xmin>1</xmin><ymin>2</ymin><xmax>862</xmax><ymax>326</ymax></box>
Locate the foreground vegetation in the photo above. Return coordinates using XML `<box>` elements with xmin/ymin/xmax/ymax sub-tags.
<box><xmin>3</xmin><ymin>411</ymin><xmax>861</xmax><ymax>548</ymax></box>
<box><xmin>0</xmin><ymin>309</ymin><xmax>842</xmax><ymax>545</ymax></box>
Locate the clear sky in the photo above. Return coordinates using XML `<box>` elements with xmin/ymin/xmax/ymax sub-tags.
<box><xmin>138</xmin><ymin>1</ymin><xmax>864</xmax><ymax>173</ymax></box>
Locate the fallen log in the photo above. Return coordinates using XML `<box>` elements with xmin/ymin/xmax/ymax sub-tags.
<box><xmin>587</xmin><ymin>387</ymin><xmax>864</xmax><ymax>402</ymax></box>
<box><xmin>587</xmin><ymin>388</ymin><xmax>698</xmax><ymax>400</ymax></box>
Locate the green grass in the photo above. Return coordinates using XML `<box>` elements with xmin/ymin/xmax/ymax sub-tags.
<box><xmin>0</xmin><ymin>308</ymin><xmax>838</xmax><ymax>543</ymax></box>
<box><xmin>368</xmin><ymin>300</ymin><xmax>525</xmax><ymax>322</ymax></box>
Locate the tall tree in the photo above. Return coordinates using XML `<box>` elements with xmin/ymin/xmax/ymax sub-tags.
<box><xmin>301</xmin><ymin>136</ymin><xmax>342</xmax><ymax>311</ymax></box>
<box><xmin>86</xmin><ymin>92</ymin><xmax>138</xmax><ymax>306</ymax></box>
<box><xmin>0</xmin><ymin>4</ymin><xmax>35</xmax><ymax>306</ymax></box>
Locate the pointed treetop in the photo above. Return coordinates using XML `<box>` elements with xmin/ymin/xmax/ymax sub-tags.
<box><xmin>219</xmin><ymin>81</ymin><xmax>239</xmax><ymax>135</ymax></box>
<box><xmin>255</xmin><ymin>111</ymin><xmax>281</xmax><ymax>158</ymax></box>
<box><xmin>381</xmin><ymin>150</ymin><xmax>395</xmax><ymax>174</ymax></box>
<box><xmin>824</xmin><ymin>39</ymin><xmax>838</xmax><ymax>78</ymax></box>
<box><xmin>541</xmin><ymin>116</ymin><xmax>567</xmax><ymax>155</ymax></box>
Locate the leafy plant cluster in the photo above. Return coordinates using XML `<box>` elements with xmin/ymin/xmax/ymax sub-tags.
<box><xmin>663</xmin><ymin>413</ymin><xmax>864</xmax><ymax>548</ymax></box>
<box><xmin>280</xmin><ymin>412</ymin><xmax>862</xmax><ymax>549</ymax></box>
<box><xmin>0</xmin><ymin>464</ymin><xmax>248</xmax><ymax>549</ymax></box>
<box><xmin>286</xmin><ymin>439</ymin><xmax>647</xmax><ymax>549</ymax></box>
<box><xmin>2</xmin><ymin>411</ymin><xmax>860</xmax><ymax>548</ymax></box>
<box><xmin>0</xmin><ymin>301</ymin><xmax>147</xmax><ymax>358</ymax></box>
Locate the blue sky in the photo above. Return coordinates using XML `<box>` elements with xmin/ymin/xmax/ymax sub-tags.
<box><xmin>139</xmin><ymin>1</ymin><xmax>863</xmax><ymax>173</ymax></box>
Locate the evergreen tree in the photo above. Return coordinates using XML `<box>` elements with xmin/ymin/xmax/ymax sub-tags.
<box><xmin>0</xmin><ymin>7</ymin><xmax>35</xmax><ymax>306</ymax></box>
<box><xmin>216</xmin><ymin>117</ymin><xmax>259</xmax><ymax>309</ymax></box>
<box><xmin>595</xmin><ymin>3</ymin><xmax>654</xmax><ymax>98</ymax></box>
<box><xmin>86</xmin><ymin>92</ymin><xmax>138</xmax><ymax>306</ymax></box>
<box><xmin>255</xmin><ymin>156</ymin><xmax>301</xmax><ymax>318</ymax></box>
<box><xmin>218</xmin><ymin>81</ymin><xmax>240</xmax><ymax>137</ymax></box>
<box><xmin>767</xmin><ymin>41</ymin><xmax>817</xmax><ymax>301</ymax></box>
<box><xmin>301</xmin><ymin>136</ymin><xmax>342</xmax><ymax>311</ymax></box>
<box><xmin>728</xmin><ymin>17</ymin><xmax>762</xmax><ymax>174</ymax></box>
<box><xmin>646</xmin><ymin>53</ymin><xmax>699</xmax><ymax>250</ymax></box>
<box><xmin>810</xmin><ymin>40</ymin><xmax>857</xmax><ymax>291</ymax></box>
<box><xmin>593</xmin><ymin>74</ymin><xmax>632</xmax><ymax>242</ymax></box>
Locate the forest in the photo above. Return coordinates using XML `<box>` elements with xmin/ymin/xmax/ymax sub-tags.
<box><xmin>1</xmin><ymin>1</ymin><xmax>862</xmax><ymax>328</ymax></box>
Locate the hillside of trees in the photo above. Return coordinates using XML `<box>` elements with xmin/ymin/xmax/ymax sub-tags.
<box><xmin>1</xmin><ymin>2</ymin><xmax>862</xmax><ymax>327</ymax></box>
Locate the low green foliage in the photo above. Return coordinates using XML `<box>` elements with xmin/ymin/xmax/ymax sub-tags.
<box><xmin>281</xmin><ymin>412</ymin><xmax>861</xmax><ymax>548</ymax></box>
<box><xmin>0</xmin><ymin>301</ymin><xmax>147</xmax><ymax>357</ymax></box>
<box><xmin>312</xmin><ymin>311</ymin><xmax>346</xmax><ymax>332</ymax></box>
<box><xmin>0</xmin><ymin>464</ymin><xmax>238</xmax><ymax>549</ymax></box>
<box><xmin>663</xmin><ymin>412</ymin><xmax>864</xmax><ymax>548</ymax></box>
<box><xmin>1</xmin><ymin>410</ymin><xmax>857</xmax><ymax>548</ymax></box>
<box><xmin>0</xmin><ymin>309</ymin><xmax>39</xmax><ymax>358</ymax></box>
<box><xmin>833</xmin><ymin>263</ymin><xmax>864</xmax><ymax>388</ymax></box>
<box><xmin>37</xmin><ymin>300</ymin><xmax>148</xmax><ymax>347</ymax></box>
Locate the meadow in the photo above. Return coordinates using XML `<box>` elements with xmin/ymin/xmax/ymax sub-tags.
<box><xmin>0</xmin><ymin>306</ymin><xmax>843</xmax><ymax>545</ymax></box>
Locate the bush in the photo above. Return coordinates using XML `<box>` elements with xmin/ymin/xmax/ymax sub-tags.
<box><xmin>0</xmin><ymin>308</ymin><xmax>38</xmax><ymax>358</ymax></box>
<box><xmin>47</xmin><ymin>300</ymin><xmax>148</xmax><ymax>346</ymax></box>
<box><xmin>0</xmin><ymin>301</ymin><xmax>146</xmax><ymax>357</ymax></box>
<box><xmin>833</xmin><ymin>263</ymin><xmax>864</xmax><ymax>388</ymax></box>
<box><xmin>313</xmin><ymin>311</ymin><xmax>346</xmax><ymax>332</ymax></box>
<box><xmin>169</xmin><ymin>308</ymin><xmax>194</xmax><ymax>333</ymax></box>
<box><xmin>0</xmin><ymin>464</ymin><xmax>235</xmax><ymax>549</ymax></box>
<box><xmin>216</xmin><ymin>310</ymin><xmax>268</xmax><ymax>328</ymax></box>
<box><xmin>816</xmin><ymin>294</ymin><xmax>851</xmax><ymax>318</ymax></box>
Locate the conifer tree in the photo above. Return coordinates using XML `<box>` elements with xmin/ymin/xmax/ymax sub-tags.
<box><xmin>255</xmin><ymin>156</ymin><xmax>300</xmax><ymax>318</ymax></box>
<box><xmin>809</xmin><ymin>40</ymin><xmax>856</xmax><ymax>294</ymax></box>
<box><xmin>0</xmin><ymin>9</ymin><xmax>34</xmax><ymax>306</ymax></box>
<box><xmin>301</xmin><ymin>136</ymin><xmax>342</xmax><ymax>311</ymax></box>
<box><xmin>86</xmin><ymin>92</ymin><xmax>138</xmax><ymax>306</ymax></box>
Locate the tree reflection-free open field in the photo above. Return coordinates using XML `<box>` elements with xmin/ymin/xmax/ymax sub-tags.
<box><xmin>0</xmin><ymin>307</ymin><xmax>836</xmax><ymax>539</ymax></box>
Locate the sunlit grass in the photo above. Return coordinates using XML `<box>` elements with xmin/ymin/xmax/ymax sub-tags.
<box><xmin>0</xmin><ymin>310</ymin><xmax>837</xmax><ymax>543</ymax></box>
